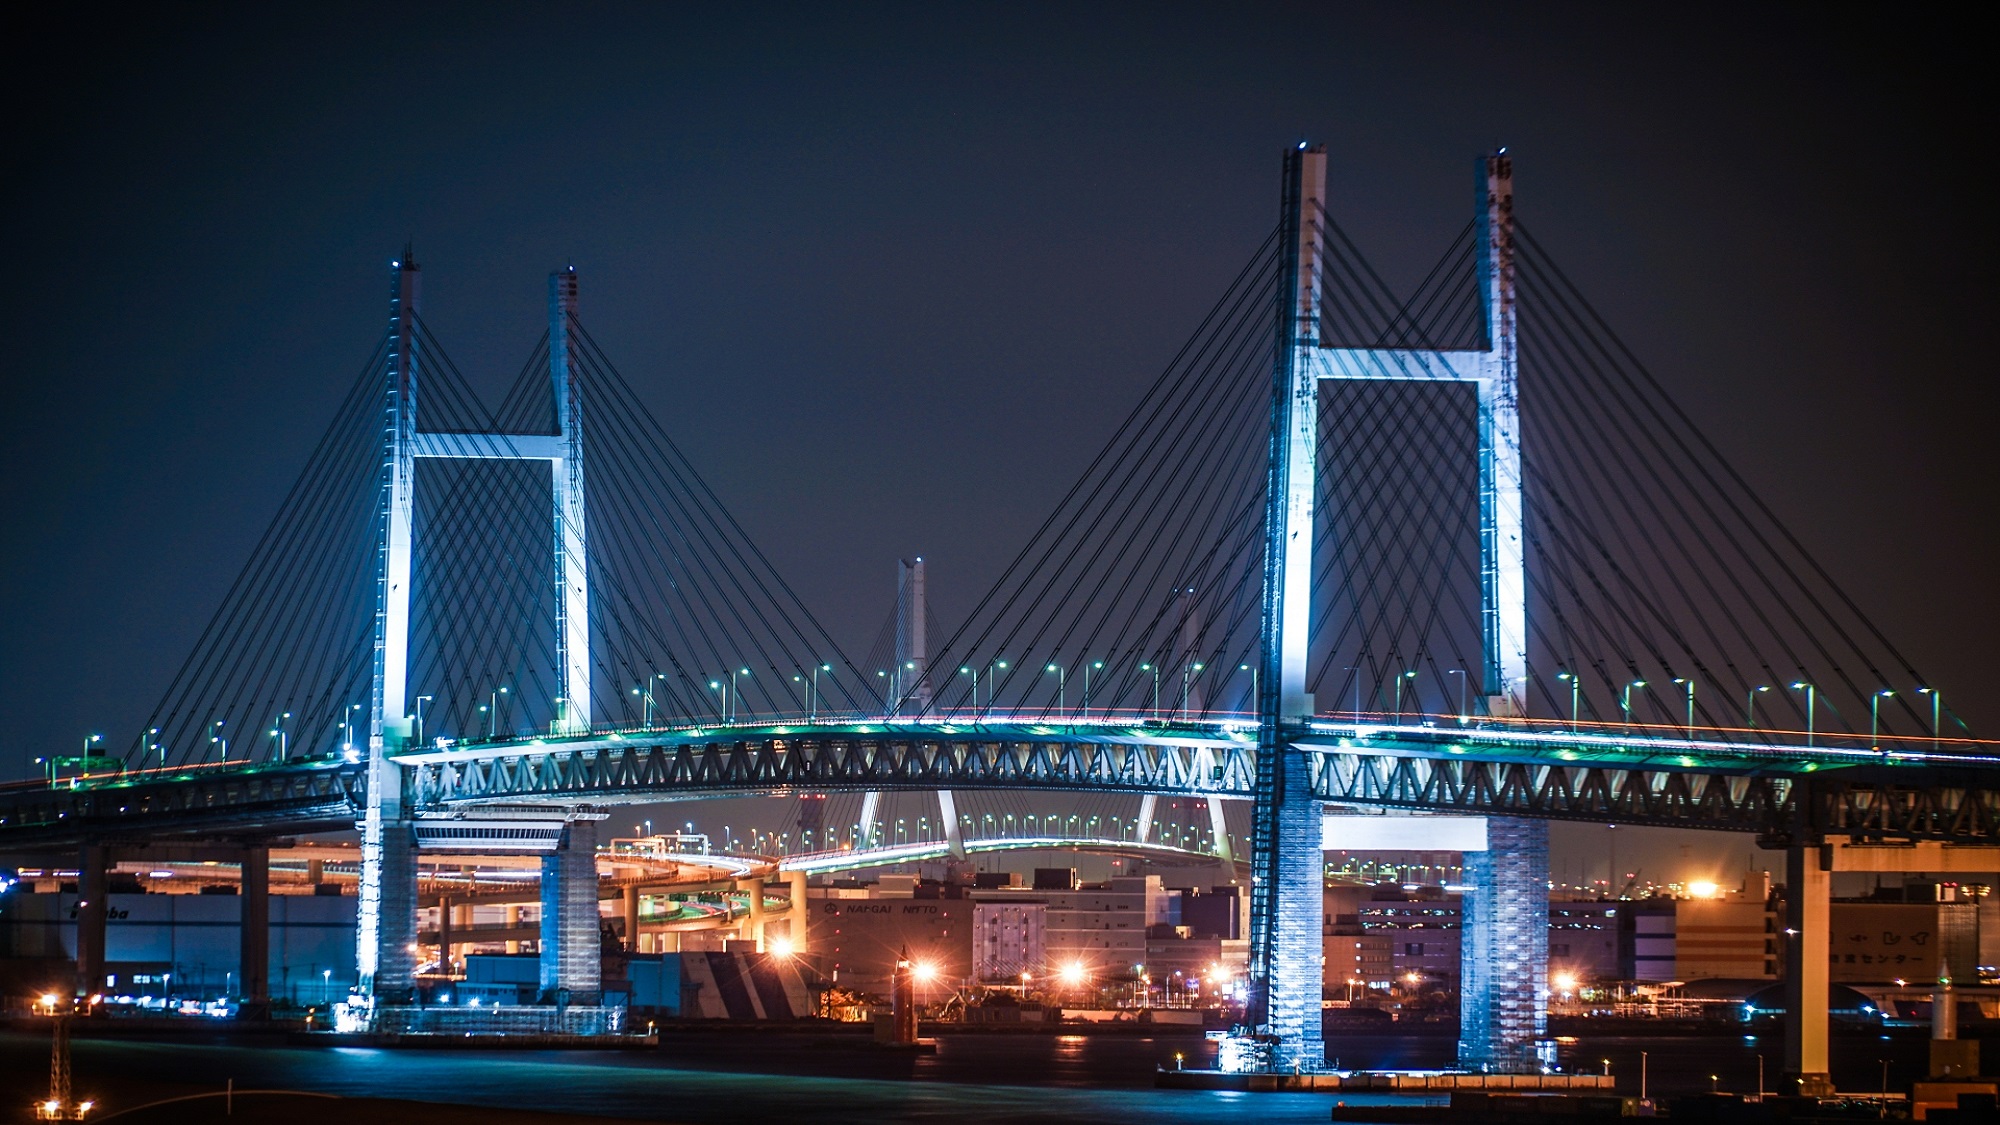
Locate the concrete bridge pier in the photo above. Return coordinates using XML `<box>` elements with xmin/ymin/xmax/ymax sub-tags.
<box><xmin>1257</xmin><ymin>749</ymin><xmax>1324</xmax><ymax>1070</ymax></box>
<box><xmin>367</xmin><ymin>821</ymin><xmax>420</xmax><ymax>1004</ymax></box>
<box><xmin>74</xmin><ymin>842</ymin><xmax>107</xmax><ymax>997</ymax></box>
<box><xmin>1458</xmin><ymin>817</ymin><xmax>1549</xmax><ymax>1072</ymax></box>
<box><xmin>540</xmin><ymin>818</ymin><xmax>602</xmax><ymax>1004</ymax></box>
<box><xmin>744</xmin><ymin>875</ymin><xmax>767</xmax><ymax>948</ymax></box>
<box><xmin>1783</xmin><ymin>843</ymin><xmax>1833</xmax><ymax>1096</ymax></box>
<box><xmin>238</xmin><ymin>844</ymin><xmax>270</xmax><ymax>1016</ymax></box>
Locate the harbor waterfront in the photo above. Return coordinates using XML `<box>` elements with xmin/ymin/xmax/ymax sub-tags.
<box><xmin>6</xmin><ymin>7</ymin><xmax>1992</xmax><ymax>1121</ymax></box>
<box><xmin>0</xmin><ymin>1026</ymin><xmax>1972</xmax><ymax>1123</ymax></box>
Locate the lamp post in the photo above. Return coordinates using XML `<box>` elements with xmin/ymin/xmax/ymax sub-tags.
<box><xmin>730</xmin><ymin>668</ymin><xmax>749</xmax><ymax>721</ymax></box>
<box><xmin>1393</xmin><ymin>670</ymin><xmax>1417</xmax><ymax>724</ymax></box>
<box><xmin>959</xmin><ymin>666</ymin><xmax>975</xmax><ymax>718</ymax></box>
<box><xmin>986</xmin><ymin>660</ymin><xmax>1008</xmax><ymax>718</ymax></box>
<box><xmin>1745</xmin><ymin>684</ymin><xmax>1770</xmax><ymax>730</ymax></box>
<box><xmin>1239</xmin><ymin>663</ymin><xmax>1258</xmax><ymax>717</ymax></box>
<box><xmin>1918</xmin><ymin>686</ymin><xmax>1941</xmax><ymax>752</ymax></box>
<box><xmin>1181</xmin><ymin>662</ymin><xmax>1203</xmax><ymax>719</ymax></box>
<box><xmin>1140</xmin><ymin>663</ymin><xmax>1159</xmax><ymax>719</ymax></box>
<box><xmin>1558</xmin><ymin>672</ymin><xmax>1581</xmax><ymax>733</ymax></box>
<box><xmin>810</xmin><ymin>663</ymin><xmax>829</xmax><ymax>722</ymax></box>
<box><xmin>1446</xmin><ymin>669</ymin><xmax>1469</xmax><ymax>725</ymax></box>
<box><xmin>1672</xmin><ymin>677</ymin><xmax>1696</xmax><ymax>734</ymax></box>
<box><xmin>1871</xmin><ymin>689</ymin><xmax>1895</xmax><ymax>754</ymax></box>
<box><xmin>709</xmin><ymin>679</ymin><xmax>726</xmax><ymax>721</ymax></box>
<box><xmin>1083</xmin><ymin>660</ymin><xmax>1102</xmax><ymax>718</ymax></box>
<box><xmin>147</xmin><ymin>726</ymin><xmax>162</xmax><ymax>769</ymax></box>
<box><xmin>1046</xmin><ymin>663</ymin><xmax>1066</xmax><ymax>718</ymax></box>
<box><xmin>632</xmin><ymin>685</ymin><xmax>654</xmax><ymax>727</ymax></box>
<box><xmin>1620</xmin><ymin>680</ymin><xmax>1647</xmax><ymax>728</ymax></box>
<box><xmin>414</xmin><ymin>696</ymin><xmax>432</xmax><ymax>746</ymax></box>
<box><xmin>1790</xmin><ymin>681</ymin><xmax>1816</xmax><ymax>747</ymax></box>
<box><xmin>488</xmin><ymin>686</ymin><xmax>509</xmax><ymax>737</ymax></box>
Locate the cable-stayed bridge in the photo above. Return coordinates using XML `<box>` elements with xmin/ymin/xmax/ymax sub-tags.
<box><xmin>2</xmin><ymin>146</ymin><xmax>1994</xmax><ymax>1088</ymax></box>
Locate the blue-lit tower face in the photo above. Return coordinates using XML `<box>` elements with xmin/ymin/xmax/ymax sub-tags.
<box><xmin>1244</xmin><ymin>145</ymin><xmax>1534</xmax><ymax>1073</ymax></box>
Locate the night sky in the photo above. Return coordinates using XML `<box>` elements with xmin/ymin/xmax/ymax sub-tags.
<box><xmin>3</xmin><ymin>6</ymin><xmax>1992</xmax><ymax>881</ymax></box>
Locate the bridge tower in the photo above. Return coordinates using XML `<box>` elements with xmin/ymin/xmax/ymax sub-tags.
<box><xmin>860</xmin><ymin>558</ymin><xmax>964</xmax><ymax>855</ymax></box>
<box><xmin>1245</xmin><ymin>147</ymin><xmax>1546</xmax><ymax>1072</ymax></box>
<box><xmin>357</xmin><ymin>258</ymin><xmax>596</xmax><ymax>1004</ymax></box>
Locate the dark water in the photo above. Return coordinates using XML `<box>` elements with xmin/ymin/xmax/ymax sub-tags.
<box><xmin>0</xmin><ymin>1026</ymin><xmax>1968</xmax><ymax>1123</ymax></box>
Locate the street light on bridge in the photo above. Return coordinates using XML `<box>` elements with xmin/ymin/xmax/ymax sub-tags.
<box><xmin>1557</xmin><ymin>672</ymin><xmax>1581</xmax><ymax>732</ymax></box>
<box><xmin>1046</xmin><ymin>663</ymin><xmax>1066</xmax><ymax>718</ymax></box>
<box><xmin>1181</xmin><ymin>662</ymin><xmax>1204</xmax><ymax>719</ymax></box>
<box><xmin>1917</xmin><ymin>686</ymin><xmax>1942</xmax><ymax>752</ymax></box>
<box><xmin>1745</xmin><ymin>684</ymin><xmax>1770</xmax><ymax>731</ymax></box>
<box><xmin>1790</xmin><ymin>682</ymin><xmax>1817</xmax><ymax>747</ymax></box>
<box><xmin>1393</xmin><ymin>670</ymin><xmax>1418</xmax><ymax>724</ymax></box>
<box><xmin>1445</xmin><ymin>669</ymin><xmax>1469</xmax><ymax>725</ymax></box>
<box><xmin>1620</xmin><ymin>680</ymin><xmax>1647</xmax><ymax>729</ymax></box>
<box><xmin>1871</xmin><ymin>689</ymin><xmax>1895</xmax><ymax>755</ymax></box>
<box><xmin>986</xmin><ymin>660</ymin><xmax>1008</xmax><ymax>717</ymax></box>
<box><xmin>1671</xmin><ymin>677</ymin><xmax>1696</xmax><ymax>735</ymax></box>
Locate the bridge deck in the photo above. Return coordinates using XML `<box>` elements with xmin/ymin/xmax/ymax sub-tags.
<box><xmin>3</xmin><ymin>715</ymin><xmax>1997</xmax><ymax>848</ymax></box>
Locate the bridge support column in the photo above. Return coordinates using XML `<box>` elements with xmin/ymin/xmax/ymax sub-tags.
<box><xmin>436</xmin><ymin>895</ymin><xmax>453</xmax><ymax>975</ymax></box>
<box><xmin>366</xmin><ymin>822</ymin><xmax>419</xmax><ymax>1003</ymax></box>
<box><xmin>1458</xmin><ymin>817</ymin><xmax>1548</xmax><ymax>1072</ymax></box>
<box><xmin>1206</xmin><ymin>797</ymin><xmax>1233</xmax><ymax>863</ymax></box>
<box><xmin>74</xmin><ymin>843</ymin><xmax>107</xmax><ymax>997</ymax></box>
<box><xmin>1783</xmin><ymin>844</ymin><xmax>1832</xmax><ymax>1095</ymax></box>
<box><xmin>1260</xmin><ymin>752</ymin><xmax>1325</xmax><ymax>1070</ymax></box>
<box><xmin>540</xmin><ymin>819</ymin><xmax>601</xmax><ymax>1004</ymax></box>
<box><xmin>938</xmin><ymin>790</ymin><xmax>963</xmax><ymax>857</ymax></box>
<box><xmin>787</xmin><ymin>871</ymin><xmax>808</xmax><ymax>951</ymax></box>
<box><xmin>623</xmin><ymin>885</ymin><xmax>640</xmax><ymax>952</ymax></box>
<box><xmin>239</xmin><ymin>845</ymin><xmax>270</xmax><ymax>1016</ymax></box>
<box><xmin>745</xmin><ymin>875</ymin><xmax>767</xmax><ymax>949</ymax></box>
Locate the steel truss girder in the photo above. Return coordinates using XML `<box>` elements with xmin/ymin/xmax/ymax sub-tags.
<box><xmin>6</xmin><ymin>743</ymin><xmax>1999</xmax><ymax>846</ymax></box>
<box><xmin>404</xmin><ymin>737</ymin><xmax>1258</xmax><ymax>808</ymax></box>
<box><xmin>0</xmin><ymin>763</ymin><xmax>368</xmax><ymax>848</ymax></box>
<box><xmin>1308</xmin><ymin>752</ymin><xmax>2000</xmax><ymax>844</ymax></box>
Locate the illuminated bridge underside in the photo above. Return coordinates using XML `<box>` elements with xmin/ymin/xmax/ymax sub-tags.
<box><xmin>0</xmin><ymin>762</ymin><xmax>368</xmax><ymax>847</ymax></box>
<box><xmin>6</xmin><ymin>722</ymin><xmax>2000</xmax><ymax>848</ymax></box>
<box><xmin>1302</xmin><ymin>730</ymin><xmax>2000</xmax><ymax>844</ymax></box>
<box><xmin>402</xmin><ymin>727</ymin><xmax>1257</xmax><ymax>806</ymax></box>
<box><xmin>779</xmin><ymin>835</ymin><xmax>1230</xmax><ymax>876</ymax></box>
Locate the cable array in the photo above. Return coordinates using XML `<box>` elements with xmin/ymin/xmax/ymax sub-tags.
<box><xmin>120</xmin><ymin>287</ymin><xmax>877</xmax><ymax>769</ymax></box>
<box><xmin>906</xmin><ymin>229</ymin><xmax>1283</xmax><ymax>723</ymax></box>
